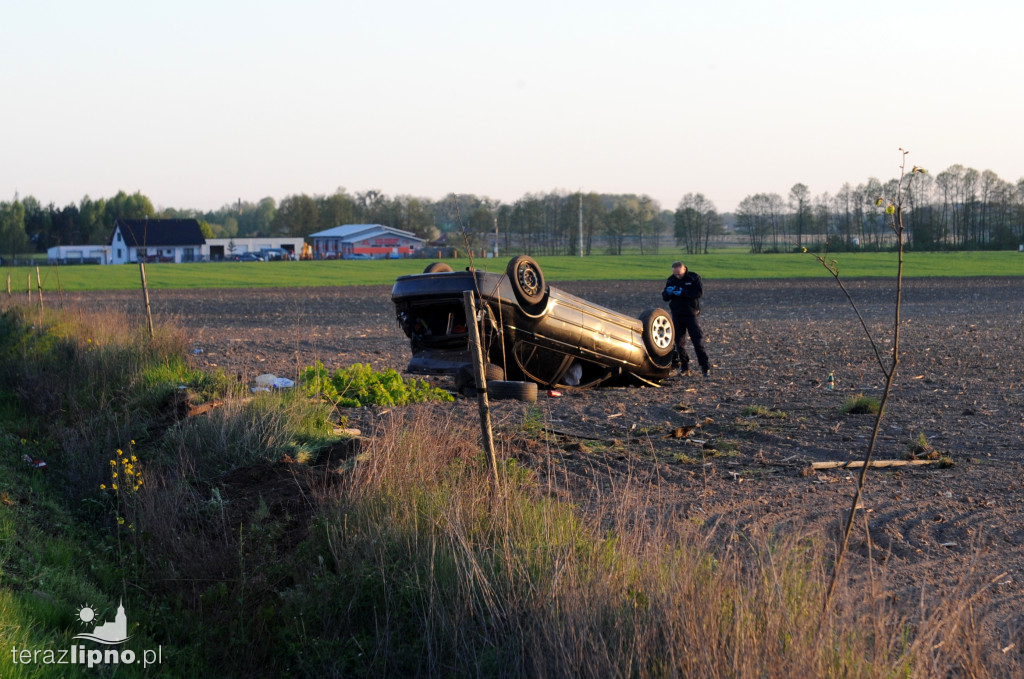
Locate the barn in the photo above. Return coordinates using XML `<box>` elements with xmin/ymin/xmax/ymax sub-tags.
<box><xmin>308</xmin><ymin>224</ymin><xmax>424</xmax><ymax>260</ymax></box>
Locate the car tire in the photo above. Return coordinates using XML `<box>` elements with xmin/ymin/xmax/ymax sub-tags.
<box><xmin>423</xmin><ymin>262</ymin><xmax>454</xmax><ymax>273</ymax></box>
<box><xmin>486</xmin><ymin>379</ymin><xmax>538</xmax><ymax>402</ymax></box>
<box><xmin>458</xmin><ymin>362</ymin><xmax>505</xmax><ymax>384</ymax></box>
<box><xmin>505</xmin><ymin>255</ymin><xmax>546</xmax><ymax>311</ymax></box>
<box><xmin>484</xmin><ymin>362</ymin><xmax>505</xmax><ymax>381</ymax></box>
<box><xmin>638</xmin><ymin>307</ymin><xmax>675</xmax><ymax>359</ymax></box>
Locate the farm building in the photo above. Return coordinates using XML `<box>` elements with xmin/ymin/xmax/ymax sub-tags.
<box><xmin>205</xmin><ymin>237</ymin><xmax>306</xmax><ymax>261</ymax></box>
<box><xmin>47</xmin><ymin>245</ymin><xmax>111</xmax><ymax>265</ymax></box>
<box><xmin>110</xmin><ymin>218</ymin><xmax>206</xmax><ymax>264</ymax></box>
<box><xmin>308</xmin><ymin>224</ymin><xmax>424</xmax><ymax>259</ymax></box>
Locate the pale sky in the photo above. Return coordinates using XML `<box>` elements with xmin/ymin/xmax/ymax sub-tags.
<box><xmin>2</xmin><ymin>0</ymin><xmax>1022</xmax><ymax>213</ymax></box>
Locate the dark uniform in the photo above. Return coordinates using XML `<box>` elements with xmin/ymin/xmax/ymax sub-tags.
<box><xmin>662</xmin><ymin>269</ymin><xmax>710</xmax><ymax>375</ymax></box>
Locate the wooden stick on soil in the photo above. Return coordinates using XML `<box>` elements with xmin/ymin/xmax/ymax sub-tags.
<box><xmin>811</xmin><ymin>459</ymin><xmax>941</xmax><ymax>470</ymax></box>
<box><xmin>463</xmin><ymin>290</ymin><xmax>499</xmax><ymax>491</ymax></box>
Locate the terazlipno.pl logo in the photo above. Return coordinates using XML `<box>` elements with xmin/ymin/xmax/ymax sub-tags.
<box><xmin>10</xmin><ymin>598</ymin><xmax>163</xmax><ymax>669</ymax></box>
<box><xmin>74</xmin><ymin>598</ymin><xmax>131</xmax><ymax>644</ymax></box>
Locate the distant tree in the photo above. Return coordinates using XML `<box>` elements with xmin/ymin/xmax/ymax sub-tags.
<box><xmin>318</xmin><ymin>190</ymin><xmax>358</xmax><ymax>230</ymax></box>
<box><xmin>788</xmin><ymin>183</ymin><xmax>811</xmax><ymax>248</ymax></box>
<box><xmin>79</xmin><ymin>196</ymin><xmax>107</xmax><ymax>244</ymax></box>
<box><xmin>675</xmin><ymin>193</ymin><xmax>718</xmax><ymax>254</ymax></box>
<box><xmin>49</xmin><ymin>202</ymin><xmax>81</xmax><ymax>248</ymax></box>
<box><xmin>20</xmin><ymin>196</ymin><xmax>51</xmax><ymax>251</ymax></box>
<box><xmin>0</xmin><ymin>198</ymin><xmax>29</xmax><ymax>258</ymax></box>
<box><xmin>735</xmin><ymin>193</ymin><xmax>774</xmax><ymax>253</ymax></box>
<box><xmin>580</xmin><ymin>193</ymin><xmax>605</xmax><ymax>255</ymax></box>
<box><xmin>273</xmin><ymin>194</ymin><xmax>319</xmax><ymax>237</ymax></box>
<box><xmin>104</xmin><ymin>190</ymin><xmax>155</xmax><ymax>224</ymax></box>
<box><xmin>604</xmin><ymin>204</ymin><xmax>633</xmax><ymax>255</ymax></box>
<box><xmin>635</xmin><ymin>195</ymin><xmax>659</xmax><ymax>255</ymax></box>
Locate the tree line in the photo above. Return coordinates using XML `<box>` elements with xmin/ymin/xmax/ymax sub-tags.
<box><xmin>3</xmin><ymin>163</ymin><xmax>1022</xmax><ymax>259</ymax></box>
<box><xmin>736</xmin><ymin>165</ymin><xmax>1024</xmax><ymax>253</ymax></box>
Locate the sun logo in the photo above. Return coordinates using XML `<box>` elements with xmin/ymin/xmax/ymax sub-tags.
<box><xmin>78</xmin><ymin>604</ymin><xmax>97</xmax><ymax>625</ymax></box>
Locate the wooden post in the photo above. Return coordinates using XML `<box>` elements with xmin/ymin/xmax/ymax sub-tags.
<box><xmin>35</xmin><ymin>267</ymin><xmax>44</xmax><ymax>311</ymax></box>
<box><xmin>139</xmin><ymin>260</ymin><xmax>154</xmax><ymax>339</ymax></box>
<box><xmin>54</xmin><ymin>266</ymin><xmax>64</xmax><ymax>308</ymax></box>
<box><xmin>6</xmin><ymin>272</ymin><xmax>10</xmax><ymax>296</ymax></box>
<box><xmin>463</xmin><ymin>290</ymin><xmax>499</xmax><ymax>490</ymax></box>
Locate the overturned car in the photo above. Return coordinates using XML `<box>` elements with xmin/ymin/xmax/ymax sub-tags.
<box><xmin>392</xmin><ymin>255</ymin><xmax>676</xmax><ymax>389</ymax></box>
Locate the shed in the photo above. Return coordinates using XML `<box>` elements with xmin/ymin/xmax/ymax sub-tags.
<box><xmin>308</xmin><ymin>224</ymin><xmax>424</xmax><ymax>260</ymax></box>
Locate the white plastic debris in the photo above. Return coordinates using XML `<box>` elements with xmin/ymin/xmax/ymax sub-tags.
<box><xmin>253</xmin><ymin>374</ymin><xmax>294</xmax><ymax>390</ymax></box>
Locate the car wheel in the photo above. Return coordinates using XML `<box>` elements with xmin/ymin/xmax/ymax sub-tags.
<box><xmin>423</xmin><ymin>262</ymin><xmax>454</xmax><ymax>273</ymax></box>
<box><xmin>639</xmin><ymin>307</ymin><xmax>675</xmax><ymax>359</ymax></box>
<box><xmin>483</xmin><ymin>362</ymin><xmax>505</xmax><ymax>381</ymax></box>
<box><xmin>506</xmin><ymin>255</ymin><xmax>546</xmax><ymax>310</ymax></box>
<box><xmin>487</xmin><ymin>380</ymin><xmax>538</xmax><ymax>402</ymax></box>
<box><xmin>458</xmin><ymin>362</ymin><xmax>505</xmax><ymax>384</ymax></box>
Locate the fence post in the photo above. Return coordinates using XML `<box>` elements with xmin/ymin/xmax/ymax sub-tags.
<box><xmin>139</xmin><ymin>261</ymin><xmax>154</xmax><ymax>339</ymax></box>
<box><xmin>463</xmin><ymin>290</ymin><xmax>499</xmax><ymax>490</ymax></box>
<box><xmin>35</xmin><ymin>267</ymin><xmax>44</xmax><ymax>312</ymax></box>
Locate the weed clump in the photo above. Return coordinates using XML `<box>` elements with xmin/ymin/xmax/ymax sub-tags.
<box><xmin>740</xmin><ymin>404</ymin><xmax>787</xmax><ymax>419</ymax></box>
<box><xmin>840</xmin><ymin>394</ymin><xmax>881</xmax><ymax>415</ymax></box>
<box><xmin>300</xmin><ymin>361</ymin><xmax>453</xmax><ymax>407</ymax></box>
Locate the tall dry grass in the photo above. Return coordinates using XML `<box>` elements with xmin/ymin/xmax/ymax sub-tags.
<box><xmin>304</xmin><ymin>408</ymin><xmax>1022</xmax><ymax>678</ymax></box>
<box><xmin>2</xmin><ymin>302</ymin><xmax>1017</xmax><ymax>676</ymax></box>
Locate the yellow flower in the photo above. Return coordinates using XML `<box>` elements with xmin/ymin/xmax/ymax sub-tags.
<box><xmin>112</xmin><ymin>472</ymin><xmax>118</xmax><ymax>479</ymax></box>
<box><xmin>131</xmin><ymin>455</ymin><xmax>138</xmax><ymax>462</ymax></box>
<box><xmin>99</xmin><ymin>484</ymin><xmax>106</xmax><ymax>490</ymax></box>
<box><xmin>117</xmin><ymin>449</ymin><xmax>123</xmax><ymax>456</ymax></box>
<box><xmin>111</xmin><ymin>483</ymin><xmax>118</xmax><ymax>490</ymax></box>
<box><xmin>130</xmin><ymin>440</ymin><xmax>135</xmax><ymax>445</ymax></box>
<box><xmin>110</xmin><ymin>460</ymin><xmax>116</xmax><ymax>466</ymax></box>
<box><xmin>117</xmin><ymin>517</ymin><xmax>125</xmax><ymax>525</ymax></box>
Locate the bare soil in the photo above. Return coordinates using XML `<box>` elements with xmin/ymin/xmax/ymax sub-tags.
<box><xmin>60</xmin><ymin>276</ymin><xmax>1024</xmax><ymax>631</ymax></box>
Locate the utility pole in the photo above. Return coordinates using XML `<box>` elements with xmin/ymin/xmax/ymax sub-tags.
<box><xmin>578</xmin><ymin>192</ymin><xmax>584</xmax><ymax>257</ymax></box>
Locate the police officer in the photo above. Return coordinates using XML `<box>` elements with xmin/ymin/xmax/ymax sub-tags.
<box><xmin>662</xmin><ymin>261</ymin><xmax>711</xmax><ymax>377</ymax></box>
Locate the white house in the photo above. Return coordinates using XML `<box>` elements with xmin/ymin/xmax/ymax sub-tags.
<box><xmin>307</xmin><ymin>224</ymin><xmax>424</xmax><ymax>259</ymax></box>
<box><xmin>110</xmin><ymin>218</ymin><xmax>206</xmax><ymax>264</ymax></box>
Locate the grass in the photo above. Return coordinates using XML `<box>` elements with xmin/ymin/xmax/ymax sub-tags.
<box><xmin>6</xmin><ymin>249</ymin><xmax>1023</xmax><ymax>291</ymax></box>
<box><xmin>740</xmin><ymin>404</ymin><xmax>788</xmax><ymax>419</ymax></box>
<box><xmin>0</xmin><ymin>302</ymin><xmax>1020</xmax><ymax>677</ymax></box>
<box><xmin>841</xmin><ymin>394</ymin><xmax>882</xmax><ymax>415</ymax></box>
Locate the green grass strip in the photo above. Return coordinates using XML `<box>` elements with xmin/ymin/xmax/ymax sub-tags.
<box><xmin>6</xmin><ymin>250</ymin><xmax>1022</xmax><ymax>292</ymax></box>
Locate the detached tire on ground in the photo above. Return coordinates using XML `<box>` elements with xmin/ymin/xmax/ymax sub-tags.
<box><xmin>638</xmin><ymin>307</ymin><xmax>675</xmax><ymax>359</ymax></box>
<box><xmin>423</xmin><ymin>262</ymin><xmax>453</xmax><ymax>273</ymax></box>
<box><xmin>486</xmin><ymin>380</ymin><xmax>538</xmax><ymax>402</ymax></box>
<box><xmin>483</xmin><ymin>362</ymin><xmax>505</xmax><ymax>381</ymax></box>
